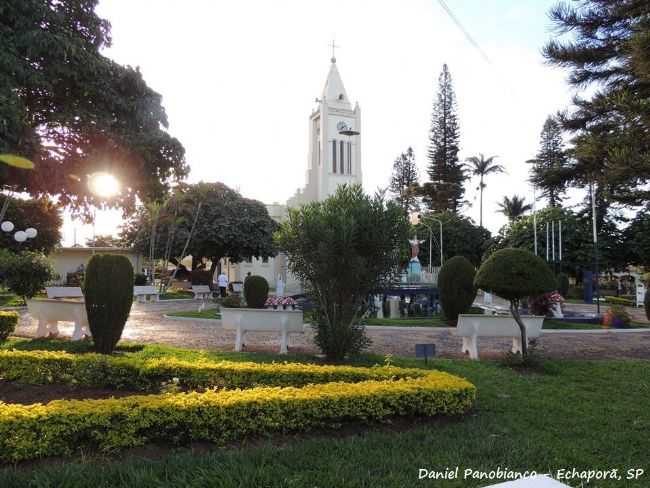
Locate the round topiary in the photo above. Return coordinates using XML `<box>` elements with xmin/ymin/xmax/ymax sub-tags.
<box><xmin>0</xmin><ymin>311</ymin><xmax>18</xmax><ymax>341</ymax></box>
<box><xmin>84</xmin><ymin>254</ymin><xmax>134</xmax><ymax>354</ymax></box>
<box><xmin>244</xmin><ymin>275</ymin><xmax>269</xmax><ymax>308</ymax></box>
<box><xmin>475</xmin><ymin>248</ymin><xmax>556</xmax><ymax>357</ymax></box>
<box><xmin>556</xmin><ymin>272</ymin><xmax>570</xmax><ymax>298</ymax></box>
<box><xmin>438</xmin><ymin>256</ymin><xmax>476</xmax><ymax>326</ymax></box>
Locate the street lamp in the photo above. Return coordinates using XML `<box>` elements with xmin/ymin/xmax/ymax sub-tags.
<box><xmin>418</xmin><ymin>214</ymin><xmax>443</xmax><ymax>269</ymax></box>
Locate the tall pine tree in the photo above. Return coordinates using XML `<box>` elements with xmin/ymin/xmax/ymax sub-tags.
<box><xmin>389</xmin><ymin>147</ymin><xmax>419</xmax><ymax>215</ymax></box>
<box><xmin>528</xmin><ymin>115</ymin><xmax>567</xmax><ymax>207</ymax></box>
<box><xmin>420</xmin><ymin>64</ymin><xmax>465</xmax><ymax>213</ymax></box>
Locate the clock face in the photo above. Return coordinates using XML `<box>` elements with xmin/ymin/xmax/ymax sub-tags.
<box><xmin>336</xmin><ymin>121</ymin><xmax>348</xmax><ymax>131</ymax></box>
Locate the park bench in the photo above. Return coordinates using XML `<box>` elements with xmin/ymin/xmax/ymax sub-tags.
<box><xmin>46</xmin><ymin>286</ymin><xmax>84</xmax><ymax>299</ymax></box>
<box><xmin>27</xmin><ymin>298</ymin><xmax>89</xmax><ymax>341</ymax></box>
<box><xmin>133</xmin><ymin>285</ymin><xmax>160</xmax><ymax>303</ymax></box>
<box><xmin>221</xmin><ymin>308</ymin><xmax>304</xmax><ymax>354</ymax></box>
<box><xmin>455</xmin><ymin>314</ymin><xmax>544</xmax><ymax>360</ymax></box>
<box><xmin>191</xmin><ymin>285</ymin><xmax>212</xmax><ymax>300</ymax></box>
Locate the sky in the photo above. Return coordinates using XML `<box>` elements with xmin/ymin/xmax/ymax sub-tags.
<box><xmin>63</xmin><ymin>0</ymin><xmax>578</xmax><ymax>246</ymax></box>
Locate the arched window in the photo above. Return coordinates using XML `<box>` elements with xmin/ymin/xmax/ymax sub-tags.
<box><xmin>339</xmin><ymin>141</ymin><xmax>345</xmax><ymax>174</ymax></box>
<box><xmin>347</xmin><ymin>142</ymin><xmax>352</xmax><ymax>174</ymax></box>
<box><xmin>332</xmin><ymin>139</ymin><xmax>337</xmax><ymax>173</ymax></box>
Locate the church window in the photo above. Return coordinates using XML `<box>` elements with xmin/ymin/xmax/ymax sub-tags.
<box><xmin>339</xmin><ymin>141</ymin><xmax>344</xmax><ymax>174</ymax></box>
<box><xmin>338</xmin><ymin>94</ymin><xmax>344</xmax><ymax>100</ymax></box>
<box><xmin>332</xmin><ymin>139</ymin><xmax>337</xmax><ymax>173</ymax></box>
<box><xmin>347</xmin><ymin>142</ymin><xmax>352</xmax><ymax>174</ymax></box>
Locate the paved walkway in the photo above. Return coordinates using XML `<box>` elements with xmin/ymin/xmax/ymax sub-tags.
<box><xmin>14</xmin><ymin>300</ymin><xmax>650</xmax><ymax>360</ymax></box>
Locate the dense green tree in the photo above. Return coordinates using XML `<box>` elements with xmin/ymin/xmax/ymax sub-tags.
<box><xmin>276</xmin><ymin>185</ymin><xmax>409</xmax><ymax>360</ymax></box>
<box><xmin>497</xmin><ymin>195</ymin><xmax>532</xmax><ymax>222</ymax></box>
<box><xmin>388</xmin><ymin>147</ymin><xmax>419</xmax><ymax>215</ymax></box>
<box><xmin>527</xmin><ymin>116</ymin><xmax>567</xmax><ymax>207</ymax></box>
<box><xmin>465</xmin><ymin>154</ymin><xmax>504</xmax><ymax>227</ymax></box>
<box><xmin>121</xmin><ymin>182</ymin><xmax>277</xmax><ymax>273</ymax></box>
<box><xmin>420</xmin><ymin>64</ymin><xmax>465</xmax><ymax>213</ymax></box>
<box><xmin>0</xmin><ymin>250</ymin><xmax>55</xmax><ymax>298</ymax></box>
<box><xmin>85</xmin><ymin>235</ymin><xmax>122</xmax><ymax>248</ymax></box>
<box><xmin>0</xmin><ymin>197</ymin><xmax>61</xmax><ymax>253</ymax></box>
<box><xmin>489</xmin><ymin>206</ymin><xmax>625</xmax><ymax>278</ymax></box>
<box><xmin>0</xmin><ymin>0</ymin><xmax>187</xmax><ymax>216</ymax></box>
<box><xmin>623</xmin><ymin>206</ymin><xmax>650</xmax><ymax>268</ymax></box>
<box><xmin>416</xmin><ymin>211</ymin><xmax>491</xmax><ymax>268</ymax></box>
<box><xmin>542</xmin><ymin>0</ymin><xmax>650</xmax><ymax>207</ymax></box>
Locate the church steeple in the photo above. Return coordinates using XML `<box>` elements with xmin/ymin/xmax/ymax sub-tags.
<box><xmin>322</xmin><ymin>59</ymin><xmax>351</xmax><ymax>109</ymax></box>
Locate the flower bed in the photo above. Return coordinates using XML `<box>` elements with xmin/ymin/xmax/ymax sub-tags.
<box><xmin>0</xmin><ymin>371</ymin><xmax>475</xmax><ymax>462</ymax></box>
<box><xmin>0</xmin><ymin>350</ymin><xmax>476</xmax><ymax>462</ymax></box>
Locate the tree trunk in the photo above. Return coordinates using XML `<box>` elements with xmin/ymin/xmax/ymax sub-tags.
<box><xmin>509</xmin><ymin>298</ymin><xmax>528</xmax><ymax>357</ymax></box>
<box><xmin>479</xmin><ymin>175</ymin><xmax>484</xmax><ymax>228</ymax></box>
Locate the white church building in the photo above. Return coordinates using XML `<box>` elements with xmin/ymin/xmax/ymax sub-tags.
<box><xmin>225</xmin><ymin>54</ymin><xmax>362</xmax><ymax>292</ymax></box>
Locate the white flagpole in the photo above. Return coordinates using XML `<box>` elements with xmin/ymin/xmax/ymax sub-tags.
<box><xmin>552</xmin><ymin>221</ymin><xmax>555</xmax><ymax>262</ymax></box>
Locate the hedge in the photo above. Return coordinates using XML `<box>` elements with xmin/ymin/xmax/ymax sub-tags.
<box><xmin>0</xmin><ymin>367</ymin><xmax>475</xmax><ymax>462</ymax></box>
<box><xmin>0</xmin><ymin>311</ymin><xmax>18</xmax><ymax>341</ymax></box>
<box><xmin>0</xmin><ymin>350</ymin><xmax>439</xmax><ymax>391</ymax></box>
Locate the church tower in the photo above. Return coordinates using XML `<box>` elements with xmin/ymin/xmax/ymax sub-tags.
<box><xmin>288</xmin><ymin>54</ymin><xmax>361</xmax><ymax>207</ymax></box>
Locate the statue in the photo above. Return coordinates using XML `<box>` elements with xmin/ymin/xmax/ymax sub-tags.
<box><xmin>276</xmin><ymin>274</ymin><xmax>285</xmax><ymax>298</ymax></box>
<box><xmin>407</xmin><ymin>233</ymin><xmax>425</xmax><ymax>283</ymax></box>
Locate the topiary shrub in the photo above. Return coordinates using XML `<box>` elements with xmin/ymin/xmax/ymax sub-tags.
<box><xmin>221</xmin><ymin>295</ymin><xmax>241</xmax><ymax>308</ymax></box>
<box><xmin>556</xmin><ymin>272</ymin><xmax>570</xmax><ymax>297</ymax></box>
<box><xmin>0</xmin><ymin>250</ymin><xmax>55</xmax><ymax>298</ymax></box>
<box><xmin>84</xmin><ymin>254</ymin><xmax>134</xmax><ymax>354</ymax></box>
<box><xmin>475</xmin><ymin>248</ymin><xmax>556</xmax><ymax>357</ymax></box>
<box><xmin>0</xmin><ymin>311</ymin><xmax>18</xmax><ymax>341</ymax></box>
<box><xmin>438</xmin><ymin>256</ymin><xmax>476</xmax><ymax>326</ymax></box>
<box><xmin>645</xmin><ymin>288</ymin><xmax>650</xmax><ymax>322</ymax></box>
<box><xmin>244</xmin><ymin>275</ymin><xmax>269</xmax><ymax>308</ymax></box>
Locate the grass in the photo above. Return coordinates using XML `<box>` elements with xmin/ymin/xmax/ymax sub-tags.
<box><xmin>543</xmin><ymin>319</ymin><xmax>649</xmax><ymax>330</ymax></box>
<box><xmin>0</xmin><ymin>338</ymin><xmax>649</xmax><ymax>486</ymax></box>
<box><xmin>160</xmin><ymin>290</ymin><xmax>194</xmax><ymax>300</ymax></box>
<box><xmin>363</xmin><ymin>315</ymin><xmax>449</xmax><ymax>327</ymax></box>
<box><xmin>166</xmin><ymin>308</ymin><xmax>221</xmax><ymax>320</ymax></box>
<box><xmin>0</xmin><ymin>294</ymin><xmax>24</xmax><ymax>307</ymax></box>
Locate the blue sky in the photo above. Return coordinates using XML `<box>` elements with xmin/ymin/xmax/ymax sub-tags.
<box><xmin>64</xmin><ymin>0</ymin><xmax>576</xmax><ymax>245</ymax></box>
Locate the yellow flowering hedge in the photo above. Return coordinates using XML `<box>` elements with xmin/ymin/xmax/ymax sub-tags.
<box><xmin>0</xmin><ymin>350</ymin><xmax>434</xmax><ymax>391</ymax></box>
<box><xmin>0</xmin><ymin>370</ymin><xmax>475</xmax><ymax>462</ymax></box>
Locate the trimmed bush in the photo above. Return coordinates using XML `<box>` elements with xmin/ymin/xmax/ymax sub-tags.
<box><xmin>0</xmin><ymin>250</ymin><xmax>55</xmax><ymax>298</ymax></box>
<box><xmin>134</xmin><ymin>273</ymin><xmax>147</xmax><ymax>286</ymax></box>
<box><xmin>84</xmin><ymin>255</ymin><xmax>134</xmax><ymax>354</ymax></box>
<box><xmin>0</xmin><ymin>365</ymin><xmax>475</xmax><ymax>462</ymax></box>
<box><xmin>438</xmin><ymin>256</ymin><xmax>476</xmax><ymax>326</ymax></box>
<box><xmin>0</xmin><ymin>312</ymin><xmax>18</xmax><ymax>341</ymax></box>
<box><xmin>645</xmin><ymin>289</ymin><xmax>650</xmax><ymax>322</ymax></box>
<box><xmin>220</xmin><ymin>295</ymin><xmax>241</xmax><ymax>308</ymax></box>
<box><xmin>475</xmin><ymin>248</ymin><xmax>556</xmax><ymax>357</ymax></box>
<box><xmin>556</xmin><ymin>272</ymin><xmax>570</xmax><ymax>297</ymax></box>
<box><xmin>244</xmin><ymin>275</ymin><xmax>269</xmax><ymax>308</ymax></box>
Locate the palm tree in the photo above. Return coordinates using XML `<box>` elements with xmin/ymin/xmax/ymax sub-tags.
<box><xmin>498</xmin><ymin>195</ymin><xmax>533</xmax><ymax>222</ymax></box>
<box><xmin>465</xmin><ymin>154</ymin><xmax>505</xmax><ymax>227</ymax></box>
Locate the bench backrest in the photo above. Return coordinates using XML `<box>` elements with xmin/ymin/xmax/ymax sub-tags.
<box><xmin>192</xmin><ymin>285</ymin><xmax>211</xmax><ymax>293</ymax></box>
<box><xmin>46</xmin><ymin>287</ymin><xmax>84</xmax><ymax>299</ymax></box>
<box><xmin>134</xmin><ymin>285</ymin><xmax>158</xmax><ymax>296</ymax></box>
<box><xmin>456</xmin><ymin>314</ymin><xmax>544</xmax><ymax>338</ymax></box>
<box><xmin>26</xmin><ymin>298</ymin><xmax>87</xmax><ymax>321</ymax></box>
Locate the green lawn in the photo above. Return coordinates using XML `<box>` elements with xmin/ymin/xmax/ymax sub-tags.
<box><xmin>363</xmin><ymin>315</ymin><xmax>449</xmax><ymax>327</ymax></box>
<box><xmin>0</xmin><ymin>294</ymin><xmax>24</xmax><ymax>307</ymax></box>
<box><xmin>160</xmin><ymin>290</ymin><xmax>194</xmax><ymax>300</ymax></box>
<box><xmin>166</xmin><ymin>308</ymin><xmax>221</xmax><ymax>320</ymax></box>
<box><xmin>543</xmin><ymin>319</ymin><xmax>649</xmax><ymax>330</ymax></box>
<box><xmin>0</xmin><ymin>338</ymin><xmax>649</xmax><ymax>487</ymax></box>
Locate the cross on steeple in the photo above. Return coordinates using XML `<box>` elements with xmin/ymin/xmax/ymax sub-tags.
<box><xmin>329</xmin><ymin>39</ymin><xmax>339</xmax><ymax>63</ymax></box>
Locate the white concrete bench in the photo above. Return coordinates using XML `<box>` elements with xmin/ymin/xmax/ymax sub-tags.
<box><xmin>191</xmin><ymin>285</ymin><xmax>212</xmax><ymax>300</ymax></box>
<box><xmin>221</xmin><ymin>308</ymin><xmax>304</xmax><ymax>354</ymax></box>
<box><xmin>455</xmin><ymin>314</ymin><xmax>544</xmax><ymax>360</ymax></box>
<box><xmin>46</xmin><ymin>286</ymin><xmax>83</xmax><ymax>299</ymax></box>
<box><xmin>133</xmin><ymin>285</ymin><xmax>159</xmax><ymax>303</ymax></box>
<box><xmin>26</xmin><ymin>298</ymin><xmax>89</xmax><ymax>341</ymax></box>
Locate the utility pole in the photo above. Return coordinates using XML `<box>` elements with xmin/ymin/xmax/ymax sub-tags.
<box><xmin>532</xmin><ymin>186</ymin><xmax>538</xmax><ymax>255</ymax></box>
<box><xmin>590</xmin><ymin>181</ymin><xmax>600</xmax><ymax>315</ymax></box>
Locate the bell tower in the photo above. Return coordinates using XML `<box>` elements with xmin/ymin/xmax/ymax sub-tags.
<box><xmin>288</xmin><ymin>50</ymin><xmax>361</xmax><ymax>207</ymax></box>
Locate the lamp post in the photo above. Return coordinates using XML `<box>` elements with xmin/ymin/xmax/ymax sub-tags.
<box><xmin>418</xmin><ymin>217</ymin><xmax>433</xmax><ymax>273</ymax></box>
<box><xmin>418</xmin><ymin>214</ymin><xmax>443</xmax><ymax>269</ymax></box>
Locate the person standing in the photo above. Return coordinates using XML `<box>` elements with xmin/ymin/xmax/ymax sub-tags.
<box><xmin>217</xmin><ymin>271</ymin><xmax>229</xmax><ymax>298</ymax></box>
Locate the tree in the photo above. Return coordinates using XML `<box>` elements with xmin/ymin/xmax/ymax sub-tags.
<box><xmin>416</xmin><ymin>211</ymin><xmax>491</xmax><ymax>268</ymax></box>
<box><xmin>121</xmin><ymin>182</ymin><xmax>278</xmax><ymax>274</ymax></box>
<box><xmin>497</xmin><ymin>195</ymin><xmax>532</xmax><ymax>222</ymax></box>
<box><xmin>389</xmin><ymin>147</ymin><xmax>419</xmax><ymax>215</ymax></box>
<box><xmin>276</xmin><ymin>185</ymin><xmax>409</xmax><ymax>360</ymax></box>
<box><xmin>465</xmin><ymin>154</ymin><xmax>504</xmax><ymax>227</ymax></box>
<box><xmin>528</xmin><ymin>116</ymin><xmax>567</xmax><ymax>207</ymax></box>
<box><xmin>0</xmin><ymin>0</ymin><xmax>187</xmax><ymax>216</ymax></box>
<box><xmin>420</xmin><ymin>64</ymin><xmax>465</xmax><ymax>213</ymax></box>
<box><xmin>0</xmin><ymin>250</ymin><xmax>55</xmax><ymax>299</ymax></box>
<box><xmin>0</xmin><ymin>197</ymin><xmax>61</xmax><ymax>253</ymax></box>
<box><xmin>623</xmin><ymin>206</ymin><xmax>650</xmax><ymax>268</ymax></box>
<box><xmin>438</xmin><ymin>256</ymin><xmax>476</xmax><ymax>326</ymax></box>
<box><xmin>489</xmin><ymin>206</ymin><xmax>625</xmax><ymax>278</ymax></box>
<box><xmin>475</xmin><ymin>248</ymin><xmax>556</xmax><ymax>357</ymax></box>
<box><xmin>86</xmin><ymin>235</ymin><xmax>122</xmax><ymax>248</ymax></box>
<box><xmin>542</xmin><ymin>1</ymin><xmax>650</xmax><ymax>207</ymax></box>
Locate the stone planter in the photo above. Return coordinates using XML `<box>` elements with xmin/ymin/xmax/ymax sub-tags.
<box><xmin>221</xmin><ymin>307</ymin><xmax>304</xmax><ymax>354</ymax></box>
